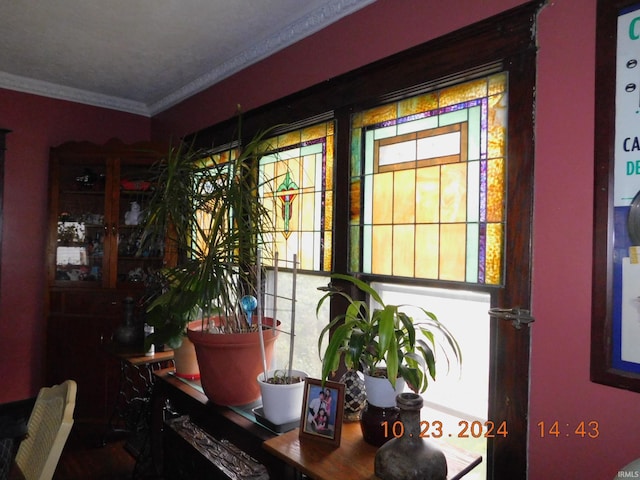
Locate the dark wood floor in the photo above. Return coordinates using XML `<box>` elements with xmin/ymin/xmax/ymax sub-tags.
<box><xmin>53</xmin><ymin>422</ymin><xmax>148</xmax><ymax>480</ymax></box>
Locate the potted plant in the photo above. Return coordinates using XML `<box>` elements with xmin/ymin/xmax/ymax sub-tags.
<box><xmin>139</xmin><ymin>122</ymin><xmax>283</xmax><ymax>406</ymax></box>
<box><xmin>317</xmin><ymin>273</ymin><xmax>462</xmax><ymax>445</ymax></box>
<box><xmin>255</xmin><ymin>255</ymin><xmax>308</xmax><ymax>427</ymax></box>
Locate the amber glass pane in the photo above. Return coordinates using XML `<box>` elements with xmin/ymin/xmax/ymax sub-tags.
<box><xmin>393</xmin><ymin>224</ymin><xmax>415</xmax><ymax>276</ymax></box>
<box><xmin>485</xmin><ymin>222</ymin><xmax>503</xmax><ymax>285</ymax></box>
<box><xmin>440</xmin><ymin>163</ymin><xmax>467</xmax><ymax>223</ymax></box>
<box><xmin>371</xmin><ymin>225</ymin><xmax>393</xmax><ymax>274</ymax></box>
<box><xmin>373</xmin><ymin>172</ymin><xmax>394</xmax><ymax>224</ymax></box>
<box><xmin>415</xmin><ymin>224</ymin><xmax>439</xmax><ymax>278</ymax></box>
<box><xmin>393</xmin><ymin>169</ymin><xmax>416</xmax><ymax>224</ymax></box>
<box><xmin>439</xmin><ymin>224</ymin><xmax>467</xmax><ymax>281</ymax></box>
<box><xmin>351</xmin><ymin>73</ymin><xmax>507</xmax><ymax>285</ymax></box>
<box><xmin>416</xmin><ymin>167</ymin><xmax>440</xmax><ymax>223</ymax></box>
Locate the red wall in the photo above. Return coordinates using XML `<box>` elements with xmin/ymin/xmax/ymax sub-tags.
<box><xmin>152</xmin><ymin>0</ymin><xmax>640</xmax><ymax>478</ymax></box>
<box><xmin>0</xmin><ymin>89</ymin><xmax>150</xmax><ymax>400</ymax></box>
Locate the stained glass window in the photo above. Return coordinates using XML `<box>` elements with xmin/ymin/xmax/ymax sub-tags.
<box><xmin>350</xmin><ymin>73</ymin><xmax>507</xmax><ymax>285</ymax></box>
<box><xmin>259</xmin><ymin>121</ymin><xmax>334</xmax><ymax>271</ymax></box>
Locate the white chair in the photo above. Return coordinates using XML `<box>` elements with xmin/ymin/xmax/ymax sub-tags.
<box><xmin>12</xmin><ymin>380</ymin><xmax>77</xmax><ymax>480</ymax></box>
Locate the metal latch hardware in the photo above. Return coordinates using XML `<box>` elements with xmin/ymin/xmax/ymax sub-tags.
<box><xmin>488</xmin><ymin>307</ymin><xmax>535</xmax><ymax>329</ymax></box>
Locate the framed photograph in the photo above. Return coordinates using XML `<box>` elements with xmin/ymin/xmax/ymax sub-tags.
<box><xmin>299</xmin><ymin>378</ymin><xmax>344</xmax><ymax>446</ymax></box>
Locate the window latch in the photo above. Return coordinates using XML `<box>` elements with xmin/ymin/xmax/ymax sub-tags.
<box><xmin>488</xmin><ymin>307</ymin><xmax>535</xmax><ymax>329</ymax></box>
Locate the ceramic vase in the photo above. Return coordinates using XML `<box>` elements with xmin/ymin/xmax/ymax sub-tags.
<box><xmin>360</xmin><ymin>374</ymin><xmax>405</xmax><ymax>446</ymax></box>
<box><xmin>374</xmin><ymin>392</ymin><xmax>447</xmax><ymax>480</ymax></box>
<box><xmin>339</xmin><ymin>370</ymin><xmax>367</xmax><ymax>422</ymax></box>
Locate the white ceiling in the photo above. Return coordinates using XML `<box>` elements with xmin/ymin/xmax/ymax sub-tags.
<box><xmin>1</xmin><ymin>0</ymin><xmax>375</xmax><ymax>117</ymax></box>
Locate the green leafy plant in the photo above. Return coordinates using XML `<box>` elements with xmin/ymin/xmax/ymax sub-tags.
<box><xmin>139</xmin><ymin>123</ymin><xmax>279</xmax><ymax>348</ymax></box>
<box><xmin>317</xmin><ymin>274</ymin><xmax>462</xmax><ymax>393</ymax></box>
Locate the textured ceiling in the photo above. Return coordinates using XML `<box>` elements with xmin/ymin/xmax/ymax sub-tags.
<box><xmin>0</xmin><ymin>0</ymin><xmax>375</xmax><ymax>116</ymax></box>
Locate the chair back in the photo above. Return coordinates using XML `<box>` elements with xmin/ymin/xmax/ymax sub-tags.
<box><xmin>14</xmin><ymin>380</ymin><xmax>77</xmax><ymax>480</ymax></box>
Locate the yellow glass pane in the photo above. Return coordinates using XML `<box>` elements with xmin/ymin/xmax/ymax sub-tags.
<box><xmin>439</xmin><ymin>224</ymin><xmax>467</xmax><ymax>281</ymax></box>
<box><xmin>488</xmin><ymin>93</ymin><xmax>507</xmax><ymax>159</ymax></box>
<box><xmin>488</xmin><ymin>72</ymin><xmax>507</xmax><ymax>96</ymax></box>
<box><xmin>485</xmin><ymin>222</ymin><xmax>503</xmax><ymax>285</ymax></box>
<box><xmin>372</xmin><ymin>225</ymin><xmax>393</xmax><ymax>275</ymax></box>
<box><xmin>276</xmin><ymin>131</ymin><xmax>300</xmax><ymax>150</ymax></box>
<box><xmin>393</xmin><ymin>224</ymin><xmax>415</xmax><ymax>277</ymax></box>
<box><xmin>261</xmin><ymin>161</ymin><xmax>275</xmax><ymax>187</ymax></box>
<box><xmin>300</xmin><ymin>155</ymin><xmax>315</xmax><ymax>189</ymax></box>
<box><xmin>487</xmin><ymin>158</ymin><xmax>504</xmax><ymax>223</ymax></box>
<box><xmin>352</xmin><ymin>111</ymin><xmax>364</xmax><ymax>129</ymax></box>
<box><xmin>361</xmin><ymin>103</ymin><xmax>398</xmax><ymax>126</ymax></box>
<box><xmin>326</xmin><ymin>139</ymin><xmax>335</xmax><ymax>190</ymax></box>
<box><xmin>300</xmin><ymin>192</ymin><xmax>316</xmax><ymax>231</ymax></box>
<box><xmin>439</xmin><ymin>78</ymin><xmax>487</xmax><ymax>107</ymax></box>
<box><xmin>299</xmin><ymin>232</ymin><xmax>315</xmax><ymax>269</ymax></box>
<box><xmin>398</xmin><ymin>93</ymin><xmax>438</xmax><ymax>118</ymax></box>
<box><xmin>373</xmin><ymin>172</ymin><xmax>394</xmax><ymax>224</ymax></box>
<box><xmin>301</xmin><ymin>123</ymin><xmax>327</xmax><ymax>143</ymax></box>
<box><xmin>415</xmin><ymin>224</ymin><xmax>439</xmax><ymax>279</ymax></box>
<box><xmin>416</xmin><ymin>166</ymin><xmax>440</xmax><ymax>223</ymax></box>
<box><xmin>325</xmin><ymin>190</ymin><xmax>333</xmax><ymax>233</ymax></box>
<box><xmin>440</xmin><ymin>163</ymin><xmax>467</xmax><ymax>223</ymax></box>
<box><xmin>350</xmin><ymin>180</ymin><xmax>361</xmax><ymax>224</ymax></box>
<box><xmin>393</xmin><ymin>169</ymin><xmax>416</xmax><ymax>224</ymax></box>
<box><xmin>323</xmin><ymin>230</ymin><xmax>332</xmax><ymax>271</ymax></box>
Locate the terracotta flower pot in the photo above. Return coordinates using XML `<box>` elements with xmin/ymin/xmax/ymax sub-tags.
<box><xmin>187</xmin><ymin>318</ymin><xmax>279</xmax><ymax>406</ymax></box>
<box><xmin>172</xmin><ymin>321</ymin><xmax>201</xmax><ymax>380</ymax></box>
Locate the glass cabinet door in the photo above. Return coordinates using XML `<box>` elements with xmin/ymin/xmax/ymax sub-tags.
<box><xmin>55</xmin><ymin>159</ymin><xmax>107</xmax><ymax>284</ymax></box>
<box><xmin>115</xmin><ymin>161</ymin><xmax>165</xmax><ymax>288</ymax></box>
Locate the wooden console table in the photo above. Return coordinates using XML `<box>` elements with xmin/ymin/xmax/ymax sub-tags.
<box><xmin>264</xmin><ymin>421</ymin><xmax>482</xmax><ymax>480</ymax></box>
<box><xmin>151</xmin><ymin>369</ymin><xmax>481</xmax><ymax>480</ymax></box>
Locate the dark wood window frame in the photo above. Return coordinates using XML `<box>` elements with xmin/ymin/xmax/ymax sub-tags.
<box><xmin>189</xmin><ymin>3</ymin><xmax>539</xmax><ymax>478</ymax></box>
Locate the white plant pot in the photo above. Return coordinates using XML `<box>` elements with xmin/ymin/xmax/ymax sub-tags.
<box><xmin>257</xmin><ymin>369</ymin><xmax>308</xmax><ymax>425</ymax></box>
<box><xmin>363</xmin><ymin>374</ymin><xmax>405</xmax><ymax>408</ymax></box>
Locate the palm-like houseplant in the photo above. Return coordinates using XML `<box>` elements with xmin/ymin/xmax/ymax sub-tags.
<box><xmin>138</xmin><ymin>124</ymin><xmax>282</xmax><ymax>405</ymax></box>
<box><xmin>317</xmin><ymin>274</ymin><xmax>462</xmax><ymax>396</ymax></box>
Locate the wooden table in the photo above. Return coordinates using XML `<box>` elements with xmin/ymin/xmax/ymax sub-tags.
<box><xmin>263</xmin><ymin>421</ymin><xmax>482</xmax><ymax>480</ymax></box>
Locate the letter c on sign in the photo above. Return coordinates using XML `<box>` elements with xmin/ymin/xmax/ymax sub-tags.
<box><xmin>630</xmin><ymin>17</ymin><xmax>640</xmax><ymax>40</ymax></box>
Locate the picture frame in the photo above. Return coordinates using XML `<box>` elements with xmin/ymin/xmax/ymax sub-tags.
<box><xmin>591</xmin><ymin>0</ymin><xmax>640</xmax><ymax>392</ymax></box>
<box><xmin>299</xmin><ymin>378</ymin><xmax>344</xmax><ymax>447</ymax></box>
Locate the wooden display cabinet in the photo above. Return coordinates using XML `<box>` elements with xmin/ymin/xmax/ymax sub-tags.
<box><xmin>45</xmin><ymin>138</ymin><xmax>169</xmax><ymax>422</ymax></box>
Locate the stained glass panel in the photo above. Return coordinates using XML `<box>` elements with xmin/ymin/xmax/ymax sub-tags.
<box><xmin>259</xmin><ymin>121</ymin><xmax>334</xmax><ymax>272</ymax></box>
<box><xmin>350</xmin><ymin>73</ymin><xmax>507</xmax><ymax>285</ymax></box>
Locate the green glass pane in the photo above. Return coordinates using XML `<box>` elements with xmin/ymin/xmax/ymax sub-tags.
<box><xmin>467</xmin><ymin>161</ymin><xmax>480</xmax><ymax>223</ymax></box>
<box><xmin>466</xmin><ymin>223</ymin><xmax>479</xmax><ymax>283</ymax></box>
<box><xmin>398</xmin><ymin>116</ymin><xmax>438</xmax><ymax>136</ymax></box>
<box><xmin>438</xmin><ymin>110</ymin><xmax>468</xmax><ymax>127</ymax></box>
<box><xmin>467</xmin><ymin>106</ymin><xmax>481</xmax><ymax>161</ymax></box>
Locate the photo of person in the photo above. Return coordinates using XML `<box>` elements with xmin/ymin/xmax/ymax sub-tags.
<box><xmin>300</xmin><ymin>378</ymin><xmax>345</xmax><ymax>446</ymax></box>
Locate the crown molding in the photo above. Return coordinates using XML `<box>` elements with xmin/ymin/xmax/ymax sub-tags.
<box><xmin>0</xmin><ymin>0</ymin><xmax>375</xmax><ymax>118</ymax></box>
<box><xmin>0</xmin><ymin>71</ymin><xmax>150</xmax><ymax>116</ymax></box>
